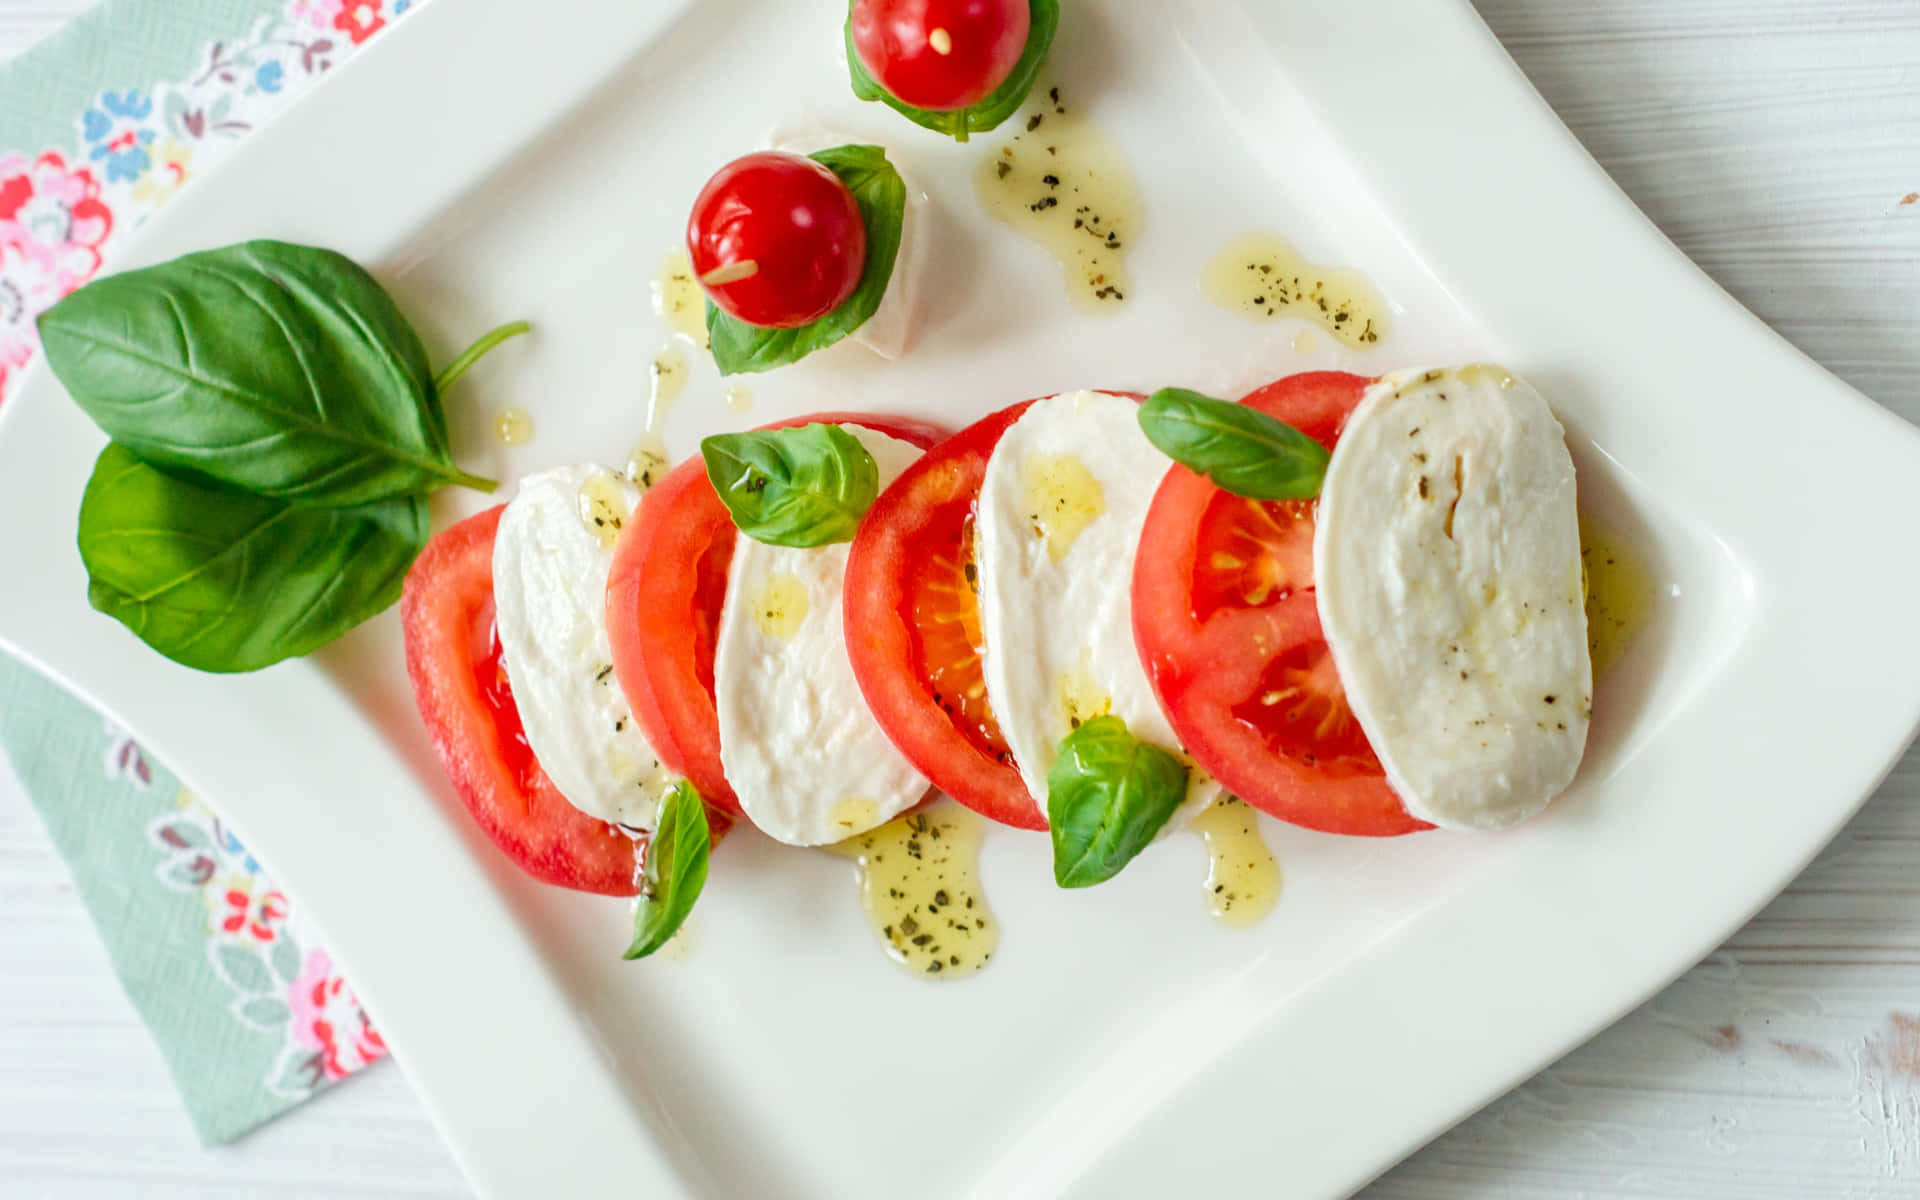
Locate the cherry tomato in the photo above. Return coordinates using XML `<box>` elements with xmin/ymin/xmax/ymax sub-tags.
<box><xmin>852</xmin><ymin>0</ymin><xmax>1031</xmax><ymax>112</ymax></box>
<box><xmin>686</xmin><ymin>151</ymin><xmax>867</xmax><ymax>329</ymax></box>
<box><xmin>401</xmin><ymin>507</ymin><xmax>727</xmax><ymax>896</ymax></box>
<box><xmin>606</xmin><ymin>411</ymin><xmax>949</xmax><ymax>823</ymax></box>
<box><xmin>1132</xmin><ymin>372</ymin><xmax>1431</xmax><ymax>838</ymax></box>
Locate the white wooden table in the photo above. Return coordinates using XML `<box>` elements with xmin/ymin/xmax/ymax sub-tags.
<box><xmin>3</xmin><ymin>1</ymin><xmax>1919</xmax><ymax>1195</ymax></box>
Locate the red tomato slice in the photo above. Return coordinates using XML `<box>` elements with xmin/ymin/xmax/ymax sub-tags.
<box><xmin>607</xmin><ymin>411</ymin><xmax>948</xmax><ymax>821</ymax></box>
<box><xmin>401</xmin><ymin>507</ymin><xmax>647</xmax><ymax>895</ymax></box>
<box><xmin>1133</xmin><ymin>372</ymin><xmax>1431</xmax><ymax>837</ymax></box>
<box><xmin>844</xmin><ymin>400</ymin><xmax>1039</xmax><ymax>829</ymax></box>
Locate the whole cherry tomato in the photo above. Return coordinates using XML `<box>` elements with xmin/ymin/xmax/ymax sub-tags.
<box><xmin>851</xmin><ymin>0</ymin><xmax>1031</xmax><ymax>112</ymax></box>
<box><xmin>686</xmin><ymin>151</ymin><xmax>867</xmax><ymax>329</ymax></box>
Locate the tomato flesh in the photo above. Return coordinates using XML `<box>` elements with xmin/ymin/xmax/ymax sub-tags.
<box><xmin>1133</xmin><ymin>372</ymin><xmax>1430</xmax><ymax>837</ymax></box>
<box><xmin>608</xmin><ymin>411</ymin><xmax>949</xmax><ymax>824</ymax></box>
<box><xmin>401</xmin><ymin>507</ymin><xmax>649</xmax><ymax>895</ymax></box>
<box><xmin>845</xmin><ymin>400</ymin><xmax>1038</xmax><ymax>829</ymax></box>
<box><xmin>687</xmin><ymin>151</ymin><xmax>867</xmax><ymax>329</ymax></box>
<box><xmin>851</xmin><ymin>0</ymin><xmax>1032</xmax><ymax>112</ymax></box>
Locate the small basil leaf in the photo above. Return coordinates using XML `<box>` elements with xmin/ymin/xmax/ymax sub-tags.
<box><xmin>626</xmin><ymin>780</ymin><xmax>711</xmax><ymax>960</ymax></box>
<box><xmin>700</xmin><ymin>423</ymin><xmax>880</xmax><ymax>548</ymax></box>
<box><xmin>77</xmin><ymin>442</ymin><xmax>427</xmax><ymax>673</ymax></box>
<box><xmin>843</xmin><ymin>0</ymin><xmax>1061</xmax><ymax>142</ymax></box>
<box><xmin>706</xmin><ymin>146</ymin><xmax>906</xmax><ymax>375</ymax></box>
<box><xmin>1047</xmin><ymin>715</ymin><xmax>1190</xmax><ymax>888</ymax></box>
<box><xmin>1139</xmin><ymin>387</ymin><xmax>1330</xmax><ymax>501</ymax></box>
<box><xmin>38</xmin><ymin>240</ymin><xmax>495</xmax><ymax>506</ymax></box>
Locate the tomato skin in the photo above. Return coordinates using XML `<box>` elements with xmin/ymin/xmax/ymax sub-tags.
<box><xmin>851</xmin><ymin>0</ymin><xmax>1032</xmax><ymax>112</ymax></box>
<box><xmin>607</xmin><ymin>411</ymin><xmax>949</xmax><ymax>824</ymax></box>
<box><xmin>1133</xmin><ymin>372</ymin><xmax>1430</xmax><ymax>838</ymax></box>
<box><xmin>845</xmin><ymin>399</ymin><xmax>1039</xmax><ymax>829</ymax></box>
<box><xmin>401</xmin><ymin>507</ymin><xmax>646</xmax><ymax>896</ymax></box>
<box><xmin>687</xmin><ymin>152</ymin><xmax>867</xmax><ymax>330</ymax></box>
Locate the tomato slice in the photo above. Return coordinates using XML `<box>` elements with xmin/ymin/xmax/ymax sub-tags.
<box><xmin>844</xmin><ymin>400</ymin><xmax>1039</xmax><ymax>829</ymax></box>
<box><xmin>1133</xmin><ymin>372</ymin><xmax>1431</xmax><ymax>837</ymax></box>
<box><xmin>401</xmin><ymin>507</ymin><xmax>649</xmax><ymax>895</ymax></box>
<box><xmin>607</xmin><ymin>411</ymin><xmax>949</xmax><ymax>820</ymax></box>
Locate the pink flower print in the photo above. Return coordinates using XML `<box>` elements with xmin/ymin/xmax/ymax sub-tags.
<box><xmin>102</xmin><ymin>727</ymin><xmax>154</xmax><ymax>789</ymax></box>
<box><xmin>289</xmin><ymin>949</ymin><xmax>387</xmax><ymax>1080</ymax></box>
<box><xmin>0</xmin><ymin>152</ymin><xmax>114</xmax><ymax>401</ymax></box>
<box><xmin>291</xmin><ymin>0</ymin><xmax>345</xmax><ymax>32</ymax></box>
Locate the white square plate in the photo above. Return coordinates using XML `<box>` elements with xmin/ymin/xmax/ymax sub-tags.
<box><xmin>5</xmin><ymin>1</ymin><xmax>1920</xmax><ymax>1195</ymax></box>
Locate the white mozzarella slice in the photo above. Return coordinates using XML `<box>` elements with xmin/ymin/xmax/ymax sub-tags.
<box><xmin>712</xmin><ymin>425</ymin><xmax>931</xmax><ymax>845</ymax></box>
<box><xmin>1315</xmin><ymin>365</ymin><xmax>1590</xmax><ymax>831</ymax></box>
<box><xmin>975</xmin><ymin>389</ymin><xmax>1222</xmax><ymax>828</ymax></box>
<box><xmin>492</xmin><ymin>464</ymin><xmax>673</xmax><ymax>829</ymax></box>
<box><xmin>770</xmin><ymin>126</ymin><xmax>926</xmax><ymax>360</ymax></box>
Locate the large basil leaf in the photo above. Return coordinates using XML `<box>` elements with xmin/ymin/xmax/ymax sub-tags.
<box><xmin>39</xmin><ymin>240</ymin><xmax>492</xmax><ymax>506</ymax></box>
<box><xmin>706</xmin><ymin>146</ymin><xmax>905</xmax><ymax>376</ymax></box>
<box><xmin>1139</xmin><ymin>387</ymin><xmax>1330</xmax><ymax>501</ymax></box>
<box><xmin>700</xmin><ymin>423</ymin><xmax>880</xmax><ymax>548</ymax></box>
<box><xmin>77</xmin><ymin>442</ymin><xmax>427</xmax><ymax>673</ymax></box>
<box><xmin>843</xmin><ymin>0</ymin><xmax>1060</xmax><ymax>141</ymax></box>
<box><xmin>1047</xmin><ymin>715</ymin><xmax>1190</xmax><ymax>888</ymax></box>
<box><xmin>626</xmin><ymin>780</ymin><xmax>710</xmax><ymax>960</ymax></box>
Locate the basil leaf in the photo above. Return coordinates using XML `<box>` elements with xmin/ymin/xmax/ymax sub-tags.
<box><xmin>626</xmin><ymin>780</ymin><xmax>710</xmax><ymax>960</ymax></box>
<box><xmin>706</xmin><ymin>146</ymin><xmax>905</xmax><ymax>376</ymax></box>
<box><xmin>39</xmin><ymin>239</ymin><xmax>497</xmax><ymax>506</ymax></box>
<box><xmin>1047</xmin><ymin>715</ymin><xmax>1190</xmax><ymax>888</ymax></box>
<box><xmin>1139</xmin><ymin>388</ymin><xmax>1331</xmax><ymax>501</ymax></box>
<box><xmin>843</xmin><ymin>0</ymin><xmax>1060</xmax><ymax>141</ymax></box>
<box><xmin>77</xmin><ymin>442</ymin><xmax>427</xmax><ymax>673</ymax></box>
<box><xmin>701</xmin><ymin>423</ymin><xmax>880</xmax><ymax>548</ymax></box>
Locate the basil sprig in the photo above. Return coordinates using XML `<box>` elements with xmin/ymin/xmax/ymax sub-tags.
<box><xmin>701</xmin><ymin>423</ymin><xmax>880</xmax><ymax>548</ymax></box>
<box><xmin>42</xmin><ymin>239</ymin><xmax>528</xmax><ymax>673</ymax></box>
<box><xmin>707</xmin><ymin>146</ymin><xmax>905</xmax><ymax>376</ymax></box>
<box><xmin>626</xmin><ymin>780</ymin><xmax>711</xmax><ymax>960</ymax></box>
<box><xmin>40</xmin><ymin>240</ymin><xmax>505</xmax><ymax>505</ymax></box>
<box><xmin>844</xmin><ymin>0</ymin><xmax>1060</xmax><ymax>142</ymax></box>
<box><xmin>1047</xmin><ymin>715</ymin><xmax>1190</xmax><ymax>888</ymax></box>
<box><xmin>1138</xmin><ymin>388</ymin><xmax>1330</xmax><ymax>501</ymax></box>
<box><xmin>78</xmin><ymin>444</ymin><xmax>428</xmax><ymax>674</ymax></box>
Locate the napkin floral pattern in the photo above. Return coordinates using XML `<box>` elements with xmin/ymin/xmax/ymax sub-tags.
<box><xmin>0</xmin><ymin>0</ymin><xmax>418</xmax><ymax>1144</ymax></box>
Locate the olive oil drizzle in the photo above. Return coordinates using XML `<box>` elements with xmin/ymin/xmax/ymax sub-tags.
<box><xmin>653</xmin><ymin>248</ymin><xmax>710</xmax><ymax>349</ymax></box>
<box><xmin>1580</xmin><ymin>515</ymin><xmax>1655</xmax><ymax>678</ymax></box>
<box><xmin>825</xmin><ymin>800</ymin><xmax>999</xmax><ymax>979</ymax></box>
<box><xmin>1202</xmin><ymin>232</ymin><xmax>1388</xmax><ymax>348</ymax></box>
<box><xmin>1190</xmin><ymin>796</ymin><xmax>1281</xmax><ymax>929</ymax></box>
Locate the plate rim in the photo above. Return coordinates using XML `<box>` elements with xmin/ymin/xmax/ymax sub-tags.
<box><xmin>4</xmin><ymin>0</ymin><xmax>1920</xmax><ymax>1196</ymax></box>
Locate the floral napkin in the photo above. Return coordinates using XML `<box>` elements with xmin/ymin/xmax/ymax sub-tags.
<box><xmin>0</xmin><ymin>0</ymin><xmax>417</xmax><ymax>1144</ymax></box>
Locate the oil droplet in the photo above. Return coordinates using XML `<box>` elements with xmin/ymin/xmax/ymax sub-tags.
<box><xmin>976</xmin><ymin>93</ymin><xmax>1141</xmax><ymax>311</ymax></box>
<box><xmin>1058</xmin><ymin>647</ymin><xmax>1112</xmax><ymax>731</ymax></box>
<box><xmin>1580</xmin><ymin>514</ymin><xmax>1655</xmax><ymax>678</ymax></box>
<box><xmin>493</xmin><ymin>407</ymin><xmax>534</xmax><ymax>446</ymax></box>
<box><xmin>824</xmin><ymin>800</ymin><xmax>998</xmax><ymax>980</ymax></box>
<box><xmin>1023</xmin><ymin>452</ymin><xmax>1104</xmax><ymax>562</ymax></box>
<box><xmin>654</xmin><ymin>915</ymin><xmax>697</xmax><ymax>962</ymax></box>
<box><xmin>1202</xmin><ymin>232</ymin><xmax>1388</xmax><ymax>348</ymax></box>
<box><xmin>752</xmin><ymin>573</ymin><xmax>809</xmax><ymax>640</ymax></box>
<box><xmin>576</xmin><ymin>469</ymin><xmax>632</xmax><ymax>551</ymax></box>
<box><xmin>626</xmin><ymin>433</ymin><xmax>669</xmax><ymax>490</ymax></box>
<box><xmin>829</xmin><ymin>796</ymin><xmax>880</xmax><ymax>835</ymax></box>
<box><xmin>724</xmin><ymin>384</ymin><xmax>753</xmax><ymax>413</ymax></box>
<box><xmin>1190</xmin><ymin>796</ymin><xmax>1281</xmax><ymax>929</ymax></box>
<box><xmin>653</xmin><ymin>248</ymin><xmax>710</xmax><ymax>349</ymax></box>
<box><xmin>1291</xmin><ymin>328</ymin><xmax>1317</xmax><ymax>354</ymax></box>
<box><xmin>648</xmin><ymin>346</ymin><xmax>689</xmax><ymax>434</ymax></box>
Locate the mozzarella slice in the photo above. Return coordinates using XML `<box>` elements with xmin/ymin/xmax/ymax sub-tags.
<box><xmin>1314</xmin><ymin>365</ymin><xmax>1590</xmax><ymax>831</ymax></box>
<box><xmin>975</xmin><ymin>390</ymin><xmax>1222</xmax><ymax>827</ymax></box>
<box><xmin>770</xmin><ymin>126</ymin><xmax>926</xmax><ymax>359</ymax></box>
<box><xmin>492</xmin><ymin>464</ymin><xmax>673</xmax><ymax>829</ymax></box>
<box><xmin>712</xmin><ymin>425</ymin><xmax>931</xmax><ymax>845</ymax></box>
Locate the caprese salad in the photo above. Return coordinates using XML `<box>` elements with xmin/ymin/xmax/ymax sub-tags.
<box><xmin>396</xmin><ymin>361</ymin><xmax>1591</xmax><ymax>961</ymax></box>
